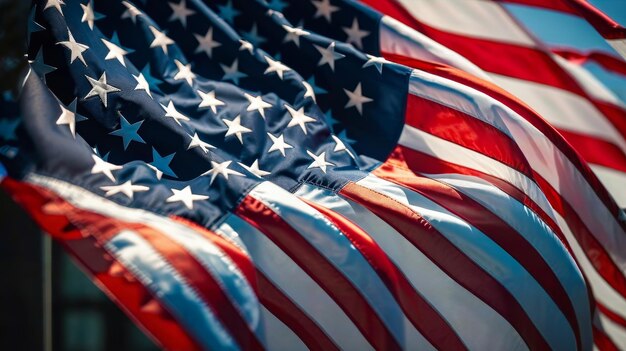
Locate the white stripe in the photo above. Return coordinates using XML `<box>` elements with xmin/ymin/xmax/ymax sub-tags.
<box><xmin>590</xmin><ymin>163</ymin><xmax>626</xmax><ymax>208</ymax></box>
<box><xmin>596</xmin><ymin>310</ymin><xmax>626</xmax><ymax>347</ymax></box>
<box><xmin>24</xmin><ymin>174</ymin><xmax>261</xmax><ymax>343</ymax></box>
<box><xmin>214</xmin><ymin>220</ymin><xmax>249</xmax><ymax>255</ymax></box>
<box><xmin>106</xmin><ymin>230</ymin><xmax>237</xmax><ymax>351</ymax></box>
<box><xmin>221</xmin><ymin>214</ymin><xmax>373</xmax><ymax>351</ymax></box>
<box><xmin>295</xmin><ymin>183</ymin><xmax>527</xmax><ymax>351</ymax></box>
<box><xmin>379</xmin><ymin>16</ymin><xmax>492</xmax><ymax>81</ymax></box>
<box><xmin>608</xmin><ymin>39</ymin><xmax>626</xmax><ymax>60</ymax></box>
<box><xmin>395</xmin><ymin>0</ymin><xmax>535</xmax><ymax>46</ymax></box>
<box><xmin>399</xmin><ymin>124</ymin><xmax>554</xmax><ymax>217</ymax></box>
<box><xmin>249</xmin><ymin>181</ymin><xmax>429</xmax><ymax>349</ymax></box>
<box><xmin>408</xmin><ymin>69</ymin><xmax>626</xmax><ymax>274</ymax></box>
<box><xmin>422</xmin><ymin>172</ymin><xmax>592</xmax><ymax>348</ymax></box>
<box><xmin>553</xmin><ymin>211</ymin><xmax>626</xmax><ymax>322</ymax></box>
<box><xmin>489</xmin><ymin>73</ymin><xmax>626</xmax><ymax>152</ymax></box>
<box><xmin>357</xmin><ymin>175</ymin><xmax>578</xmax><ymax>351</ymax></box>
<box><xmin>159</xmin><ymin>221</ymin><xmax>260</xmax><ymax>331</ymax></box>
<box><xmin>552</xmin><ymin>54</ymin><xmax>626</xmax><ymax>109</ymax></box>
<box><xmin>259</xmin><ymin>306</ymin><xmax>308</xmax><ymax>351</ymax></box>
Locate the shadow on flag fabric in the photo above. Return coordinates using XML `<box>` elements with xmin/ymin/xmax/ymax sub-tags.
<box><xmin>2</xmin><ymin>0</ymin><xmax>625</xmax><ymax>349</ymax></box>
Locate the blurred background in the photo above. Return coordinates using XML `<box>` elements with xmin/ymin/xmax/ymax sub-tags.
<box><xmin>0</xmin><ymin>189</ymin><xmax>158</xmax><ymax>351</ymax></box>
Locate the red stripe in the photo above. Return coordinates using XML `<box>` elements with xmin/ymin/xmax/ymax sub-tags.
<box><xmin>593</xmin><ymin>324</ymin><xmax>620</xmax><ymax>351</ymax></box>
<box><xmin>1</xmin><ymin>178</ymin><xmax>200</xmax><ymax>351</ymax></box>
<box><xmin>128</xmin><ymin>224</ymin><xmax>264</xmax><ymax>351</ymax></box>
<box><xmin>596</xmin><ymin>302</ymin><xmax>626</xmax><ymax>329</ymax></box>
<box><xmin>382</xmin><ymin>52</ymin><xmax>623</xmax><ymax>230</ymax></box>
<box><xmin>392</xmin><ymin>143</ymin><xmax>626</xmax><ymax>302</ymax></box>
<box><xmin>339</xmin><ymin>181</ymin><xmax>552</xmax><ymax>350</ymax></box>
<box><xmin>592</xmin><ymin>99</ymin><xmax>626</xmax><ymax>142</ymax></box>
<box><xmin>553</xmin><ymin>48</ymin><xmax>626</xmax><ymax>77</ymax></box>
<box><xmin>557</xmin><ymin>129</ymin><xmax>626</xmax><ymax>173</ymax></box>
<box><xmin>372</xmin><ymin>161</ymin><xmax>584</xmax><ymax>350</ymax></box>
<box><xmin>405</xmin><ymin>93</ymin><xmax>535</xmax><ymax>178</ymax></box>
<box><xmin>408</xmin><ymin>83</ymin><xmax>626</xmax><ymax>175</ymax></box>
<box><xmin>389</xmin><ymin>145</ymin><xmax>570</xmax><ymax>249</ymax></box>
<box><xmin>532</xmin><ymin>173</ymin><xmax>626</xmax><ymax>299</ymax></box>
<box><xmin>368</xmin><ymin>0</ymin><xmax>587</xmax><ymax>94</ymax></box>
<box><xmin>304</xmin><ymin>199</ymin><xmax>468</xmax><ymax>351</ymax></box>
<box><xmin>235</xmin><ymin>195</ymin><xmax>401</xmax><ymax>351</ymax></box>
<box><xmin>256</xmin><ymin>270</ymin><xmax>340</xmax><ymax>351</ymax></box>
<box><xmin>565</xmin><ymin>0</ymin><xmax>626</xmax><ymax>40</ymax></box>
<box><xmin>387</xmin><ymin>145</ymin><xmax>626</xmax><ymax>325</ymax></box>
<box><xmin>373</xmin><ymin>0</ymin><xmax>626</xmax><ymax>196</ymax></box>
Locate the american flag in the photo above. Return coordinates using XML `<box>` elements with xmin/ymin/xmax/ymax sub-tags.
<box><xmin>1</xmin><ymin>0</ymin><xmax>625</xmax><ymax>349</ymax></box>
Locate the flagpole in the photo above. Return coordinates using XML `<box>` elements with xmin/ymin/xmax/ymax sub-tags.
<box><xmin>42</xmin><ymin>234</ymin><xmax>53</xmax><ymax>351</ymax></box>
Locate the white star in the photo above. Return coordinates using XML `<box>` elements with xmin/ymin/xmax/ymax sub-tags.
<box><xmin>173</xmin><ymin>59</ymin><xmax>196</xmax><ymax>86</ymax></box>
<box><xmin>80</xmin><ymin>1</ymin><xmax>97</xmax><ymax>29</ymax></box>
<box><xmin>101</xmin><ymin>181</ymin><xmax>149</xmax><ymax>199</ymax></box>
<box><xmin>344</xmin><ymin>83</ymin><xmax>372</xmax><ymax>115</ymax></box>
<box><xmin>201</xmin><ymin>160</ymin><xmax>244</xmax><ymax>184</ymax></box>
<box><xmin>168</xmin><ymin>0</ymin><xmax>195</xmax><ymax>27</ymax></box>
<box><xmin>101</xmin><ymin>38</ymin><xmax>129</xmax><ymax>67</ymax></box>
<box><xmin>239</xmin><ymin>39</ymin><xmax>254</xmax><ymax>53</ymax></box>
<box><xmin>285</xmin><ymin>104</ymin><xmax>315</xmax><ymax>134</ymax></box>
<box><xmin>267</xmin><ymin>132</ymin><xmax>293</xmax><ymax>157</ymax></box>
<box><xmin>302</xmin><ymin>81</ymin><xmax>316</xmax><ymax>102</ymax></box>
<box><xmin>342</xmin><ymin>18</ymin><xmax>369</xmax><ymax>49</ymax></box>
<box><xmin>187</xmin><ymin>132</ymin><xmax>214</xmax><ymax>153</ymax></box>
<box><xmin>220</xmin><ymin>59</ymin><xmax>247</xmax><ymax>84</ymax></box>
<box><xmin>332</xmin><ymin>134</ymin><xmax>355</xmax><ymax>159</ymax></box>
<box><xmin>166</xmin><ymin>186</ymin><xmax>208</xmax><ymax>210</ymax></box>
<box><xmin>91</xmin><ymin>154</ymin><xmax>122</xmax><ymax>182</ymax></box>
<box><xmin>194</xmin><ymin>27</ymin><xmax>221</xmax><ymax>58</ymax></box>
<box><xmin>314</xmin><ymin>42</ymin><xmax>344</xmax><ymax>71</ymax></box>
<box><xmin>149</xmin><ymin>26</ymin><xmax>174</xmax><ymax>54</ymax></box>
<box><xmin>362</xmin><ymin>54</ymin><xmax>388</xmax><ymax>74</ymax></box>
<box><xmin>45</xmin><ymin>0</ymin><xmax>65</xmax><ymax>15</ymax></box>
<box><xmin>245</xmin><ymin>93</ymin><xmax>272</xmax><ymax>119</ymax></box>
<box><xmin>282</xmin><ymin>24</ymin><xmax>309</xmax><ymax>47</ymax></box>
<box><xmin>223</xmin><ymin>115</ymin><xmax>251</xmax><ymax>144</ymax></box>
<box><xmin>121</xmin><ymin>1</ymin><xmax>142</xmax><ymax>23</ymax></box>
<box><xmin>198</xmin><ymin>90</ymin><xmax>224</xmax><ymax>113</ymax></box>
<box><xmin>160</xmin><ymin>101</ymin><xmax>190</xmax><ymax>126</ymax></box>
<box><xmin>312</xmin><ymin>0</ymin><xmax>339</xmax><ymax>22</ymax></box>
<box><xmin>57</xmin><ymin>30</ymin><xmax>89</xmax><ymax>66</ymax></box>
<box><xmin>264</xmin><ymin>56</ymin><xmax>291</xmax><ymax>80</ymax></box>
<box><xmin>56</xmin><ymin>100</ymin><xmax>84</xmax><ymax>138</ymax></box>
<box><xmin>238</xmin><ymin>160</ymin><xmax>271</xmax><ymax>177</ymax></box>
<box><xmin>133</xmin><ymin>73</ymin><xmax>152</xmax><ymax>98</ymax></box>
<box><xmin>307</xmin><ymin>150</ymin><xmax>334</xmax><ymax>173</ymax></box>
<box><xmin>84</xmin><ymin>72</ymin><xmax>121</xmax><ymax>108</ymax></box>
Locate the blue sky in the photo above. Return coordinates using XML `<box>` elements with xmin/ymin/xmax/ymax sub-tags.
<box><xmin>504</xmin><ymin>1</ymin><xmax>625</xmax><ymax>52</ymax></box>
<box><xmin>503</xmin><ymin>1</ymin><xmax>626</xmax><ymax>104</ymax></box>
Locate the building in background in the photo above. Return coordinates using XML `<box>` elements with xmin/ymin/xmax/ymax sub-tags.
<box><xmin>0</xmin><ymin>189</ymin><xmax>157</xmax><ymax>351</ymax></box>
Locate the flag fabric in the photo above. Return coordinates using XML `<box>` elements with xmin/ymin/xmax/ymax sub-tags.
<box><xmin>0</xmin><ymin>0</ymin><xmax>624</xmax><ymax>350</ymax></box>
<box><xmin>361</xmin><ymin>0</ymin><xmax>626</xmax><ymax>208</ymax></box>
<box><xmin>211</xmin><ymin>0</ymin><xmax>626</xmax><ymax>348</ymax></box>
<box><xmin>329</xmin><ymin>0</ymin><xmax>626</xmax><ymax>348</ymax></box>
